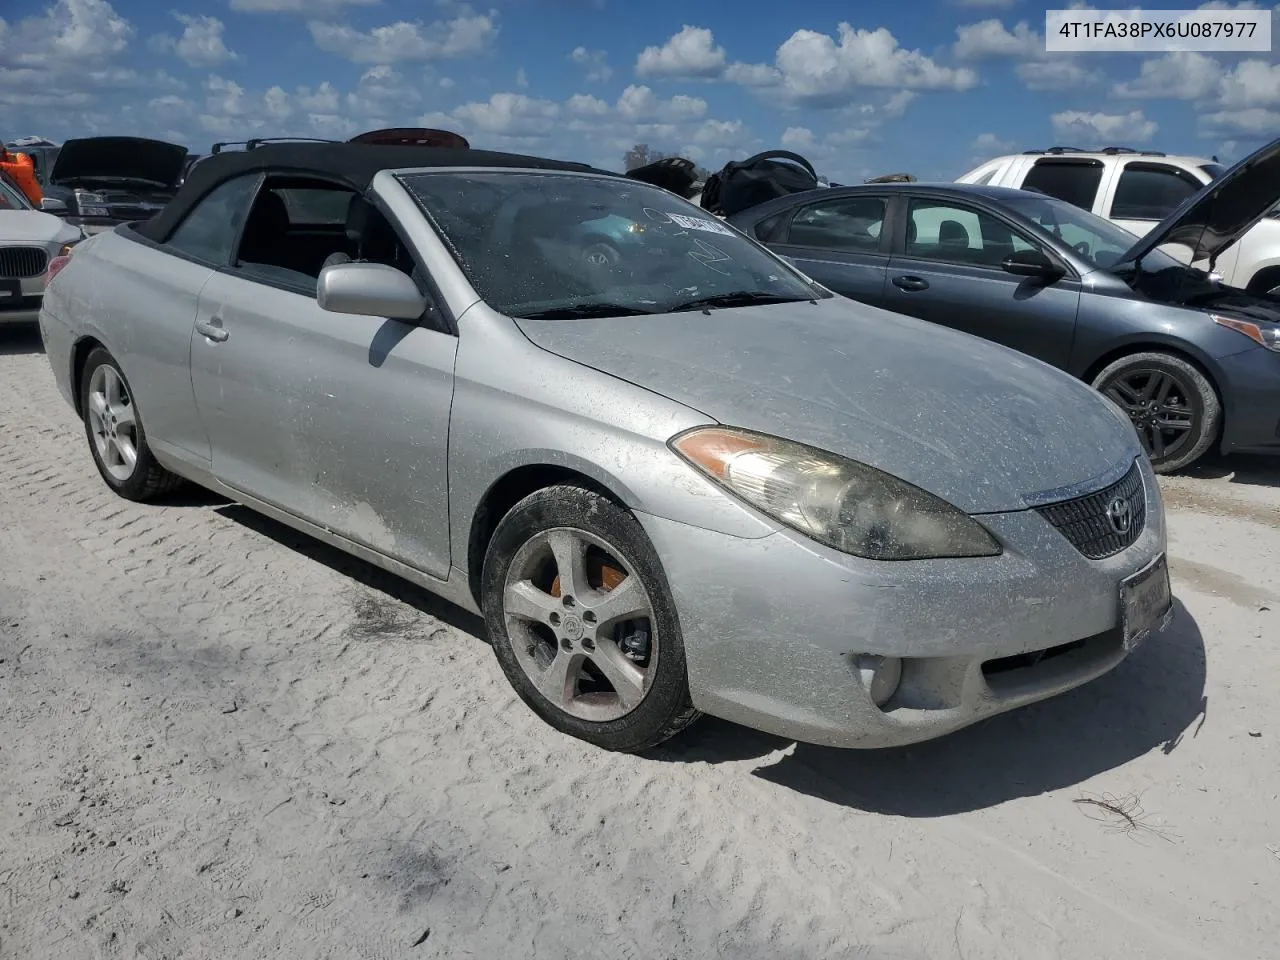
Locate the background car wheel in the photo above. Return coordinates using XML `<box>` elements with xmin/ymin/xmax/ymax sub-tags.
<box><xmin>1091</xmin><ymin>351</ymin><xmax>1220</xmax><ymax>474</ymax></box>
<box><xmin>79</xmin><ymin>346</ymin><xmax>183</xmax><ymax>501</ymax></box>
<box><xmin>481</xmin><ymin>484</ymin><xmax>699</xmax><ymax>753</ymax></box>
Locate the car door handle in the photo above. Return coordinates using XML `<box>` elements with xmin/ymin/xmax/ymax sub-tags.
<box><xmin>892</xmin><ymin>275</ymin><xmax>929</xmax><ymax>291</ymax></box>
<box><xmin>195</xmin><ymin>318</ymin><xmax>229</xmax><ymax>342</ymax></box>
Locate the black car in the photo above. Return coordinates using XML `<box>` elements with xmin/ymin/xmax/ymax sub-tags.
<box><xmin>726</xmin><ymin>139</ymin><xmax>1280</xmax><ymax>473</ymax></box>
<box><xmin>39</xmin><ymin>136</ymin><xmax>188</xmax><ymax>234</ymax></box>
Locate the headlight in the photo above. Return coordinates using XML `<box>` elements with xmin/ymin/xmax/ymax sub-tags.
<box><xmin>1212</xmin><ymin>313</ymin><xmax>1280</xmax><ymax>353</ymax></box>
<box><xmin>74</xmin><ymin>189</ymin><xmax>107</xmax><ymax>204</ymax></box>
<box><xmin>670</xmin><ymin>426</ymin><xmax>1002</xmax><ymax>560</ymax></box>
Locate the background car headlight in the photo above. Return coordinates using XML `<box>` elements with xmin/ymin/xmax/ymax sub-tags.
<box><xmin>73</xmin><ymin>189</ymin><xmax>107</xmax><ymax>204</ymax></box>
<box><xmin>1212</xmin><ymin>313</ymin><xmax>1280</xmax><ymax>353</ymax></box>
<box><xmin>670</xmin><ymin>426</ymin><xmax>1001</xmax><ymax>560</ymax></box>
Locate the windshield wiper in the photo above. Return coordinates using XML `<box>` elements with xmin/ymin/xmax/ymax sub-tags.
<box><xmin>667</xmin><ymin>291</ymin><xmax>813</xmax><ymax>313</ymax></box>
<box><xmin>516</xmin><ymin>303</ymin><xmax>657</xmax><ymax>320</ymax></box>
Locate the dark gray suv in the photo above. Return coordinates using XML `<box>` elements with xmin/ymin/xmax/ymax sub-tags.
<box><xmin>727</xmin><ymin>138</ymin><xmax>1280</xmax><ymax>473</ymax></box>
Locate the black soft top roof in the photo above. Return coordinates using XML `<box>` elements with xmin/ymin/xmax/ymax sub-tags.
<box><xmin>135</xmin><ymin>141</ymin><xmax>616</xmax><ymax>242</ymax></box>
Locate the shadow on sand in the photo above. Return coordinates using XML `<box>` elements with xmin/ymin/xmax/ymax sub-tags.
<box><xmin>193</xmin><ymin>493</ymin><xmax>1208</xmax><ymax>813</ymax></box>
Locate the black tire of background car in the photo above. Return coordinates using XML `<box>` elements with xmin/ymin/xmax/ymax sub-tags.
<box><xmin>79</xmin><ymin>347</ymin><xmax>184</xmax><ymax>502</ymax></box>
<box><xmin>700</xmin><ymin>150</ymin><xmax>819</xmax><ymax>217</ymax></box>
<box><xmin>1091</xmin><ymin>351</ymin><xmax>1222</xmax><ymax>474</ymax></box>
<box><xmin>480</xmin><ymin>484</ymin><xmax>700</xmax><ymax>753</ymax></box>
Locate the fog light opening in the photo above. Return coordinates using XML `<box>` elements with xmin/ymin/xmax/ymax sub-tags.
<box><xmin>855</xmin><ymin>654</ymin><xmax>902</xmax><ymax>707</ymax></box>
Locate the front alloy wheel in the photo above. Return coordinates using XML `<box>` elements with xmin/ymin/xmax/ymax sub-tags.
<box><xmin>481</xmin><ymin>485</ymin><xmax>699</xmax><ymax>752</ymax></box>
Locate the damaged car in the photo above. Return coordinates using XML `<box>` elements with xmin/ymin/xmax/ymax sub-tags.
<box><xmin>1</xmin><ymin>168</ymin><xmax>82</xmax><ymax>325</ymax></box>
<box><xmin>729</xmin><ymin>136</ymin><xmax>1280</xmax><ymax>472</ymax></box>
<box><xmin>39</xmin><ymin>136</ymin><xmax>188</xmax><ymax>234</ymax></box>
<box><xmin>40</xmin><ymin>141</ymin><xmax>1172</xmax><ymax>753</ymax></box>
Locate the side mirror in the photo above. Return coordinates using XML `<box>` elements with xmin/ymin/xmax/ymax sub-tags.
<box><xmin>40</xmin><ymin>196</ymin><xmax>68</xmax><ymax>214</ymax></box>
<box><xmin>316</xmin><ymin>262</ymin><xmax>427</xmax><ymax>320</ymax></box>
<box><xmin>1001</xmin><ymin>248</ymin><xmax>1063</xmax><ymax>280</ymax></box>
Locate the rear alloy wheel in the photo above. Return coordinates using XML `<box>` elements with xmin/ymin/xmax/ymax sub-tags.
<box><xmin>1091</xmin><ymin>351</ymin><xmax>1221</xmax><ymax>474</ymax></box>
<box><xmin>481</xmin><ymin>485</ymin><xmax>699</xmax><ymax>752</ymax></box>
<box><xmin>80</xmin><ymin>347</ymin><xmax>183</xmax><ymax>501</ymax></box>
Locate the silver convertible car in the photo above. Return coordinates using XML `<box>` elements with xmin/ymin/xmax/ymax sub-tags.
<box><xmin>38</xmin><ymin>142</ymin><xmax>1174</xmax><ymax>752</ymax></box>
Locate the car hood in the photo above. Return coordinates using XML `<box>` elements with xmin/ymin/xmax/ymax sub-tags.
<box><xmin>515</xmin><ymin>297</ymin><xmax>1140</xmax><ymax>515</ymax></box>
<box><xmin>50</xmin><ymin>137</ymin><xmax>188</xmax><ymax>188</ymax></box>
<box><xmin>0</xmin><ymin>209</ymin><xmax>80</xmax><ymax>243</ymax></box>
<box><xmin>1118</xmin><ymin>136</ymin><xmax>1280</xmax><ymax>268</ymax></box>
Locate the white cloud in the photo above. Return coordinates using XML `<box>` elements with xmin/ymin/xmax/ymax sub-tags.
<box><xmin>1111</xmin><ymin>51</ymin><xmax>1222</xmax><ymax>100</ymax></box>
<box><xmin>569</xmin><ymin>46</ymin><xmax>611</xmax><ymax>83</ymax></box>
<box><xmin>731</xmin><ymin>23</ymin><xmax>977</xmax><ymax>107</ymax></box>
<box><xmin>781</xmin><ymin>126</ymin><xmax>815</xmax><ymax>148</ymax></box>
<box><xmin>231</xmin><ymin>0</ymin><xmax>376</xmax><ymax>10</ymax></box>
<box><xmin>150</xmin><ymin>13</ymin><xmax>238</xmax><ymax>68</ymax></box>
<box><xmin>635</xmin><ymin>25</ymin><xmax>727</xmax><ymax>79</ymax></box>
<box><xmin>1016</xmin><ymin>58</ymin><xmax>1103</xmax><ymax>90</ymax></box>
<box><xmin>1200</xmin><ymin>107</ymin><xmax>1280</xmax><ymax>135</ymax></box>
<box><xmin>953</xmin><ymin>18</ymin><xmax>1040</xmax><ymax>59</ymax></box>
<box><xmin>515</xmin><ymin>67</ymin><xmax>528</xmax><ymax>88</ymax></box>
<box><xmin>1052</xmin><ymin>109</ymin><xmax>1158</xmax><ymax>144</ymax></box>
<box><xmin>416</xmin><ymin>85</ymin><xmax>741</xmax><ymax>166</ymax></box>
<box><xmin>616</xmin><ymin>84</ymin><xmax>707</xmax><ymax>122</ymax></box>
<box><xmin>308</xmin><ymin>9</ymin><xmax>498</xmax><ymax>63</ymax></box>
<box><xmin>0</xmin><ymin>0</ymin><xmax>133</xmax><ymax>68</ymax></box>
<box><xmin>1217</xmin><ymin>58</ymin><xmax>1280</xmax><ymax>109</ymax></box>
<box><xmin>972</xmin><ymin>132</ymin><xmax>1017</xmax><ymax>154</ymax></box>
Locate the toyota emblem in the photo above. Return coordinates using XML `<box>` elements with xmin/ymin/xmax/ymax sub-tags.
<box><xmin>1105</xmin><ymin>496</ymin><xmax>1133</xmax><ymax>535</ymax></box>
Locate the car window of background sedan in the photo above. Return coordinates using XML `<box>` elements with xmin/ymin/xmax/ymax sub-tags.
<box><xmin>997</xmin><ymin>192</ymin><xmax>1182</xmax><ymax>272</ymax></box>
<box><xmin>164</xmin><ymin>174</ymin><xmax>261</xmax><ymax>264</ymax></box>
<box><xmin>398</xmin><ymin>171</ymin><xmax>823</xmax><ymax>318</ymax></box>
<box><xmin>785</xmin><ymin>197</ymin><xmax>886</xmax><ymax>252</ymax></box>
<box><xmin>904</xmin><ymin>200</ymin><xmax>1036</xmax><ymax>268</ymax></box>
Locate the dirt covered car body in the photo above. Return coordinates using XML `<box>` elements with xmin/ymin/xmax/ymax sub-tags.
<box><xmin>39</xmin><ymin>142</ymin><xmax>1171</xmax><ymax>752</ymax></box>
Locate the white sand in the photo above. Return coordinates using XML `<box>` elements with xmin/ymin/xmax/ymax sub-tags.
<box><xmin>2</xmin><ymin>325</ymin><xmax>1276</xmax><ymax>959</ymax></box>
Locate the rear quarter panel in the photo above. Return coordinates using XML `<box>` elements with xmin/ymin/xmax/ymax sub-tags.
<box><xmin>49</xmin><ymin>228</ymin><xmax>215</xmax><ymax>466</ymax></box>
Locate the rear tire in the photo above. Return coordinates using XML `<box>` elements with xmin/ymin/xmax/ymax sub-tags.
<box><xmin>1091</xmin><ymin>351</ymin><xmax>1220</xmax><ymax>474</ymax></box>
<box><xmin>79</xmin><ymin>347</ymin><xmax>183</xmax><ymax>501</ymax></box>
<box><xmin>481</xmin><ymin>484</ymin><xmax>699</xmax><ymax>753</ymax></box>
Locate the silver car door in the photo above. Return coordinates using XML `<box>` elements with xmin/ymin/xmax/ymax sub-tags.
<box><xmin>188</xmin><ymin>188</ymin><xmax>457</xmax><ymax>579</ymax></box>
<box><xmin>93</xmin><ymin>173</ymin><xmax>261</xmax><ymax>469</ymax></box>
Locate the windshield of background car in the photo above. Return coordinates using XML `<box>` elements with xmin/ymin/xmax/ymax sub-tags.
<box><xmin>397</xmin><ymin>170</ymin><xmax>825</xmax><ymax>318</ymax></box>
<box><xmin>999</xmin><ymin>192</ymin><xmax>1182</xmax><ymax>272</ymax></box>
<box><xmin>0</xmin><ymin>176</ymin><xmax>31</xmax><ymax>211</ymax></box>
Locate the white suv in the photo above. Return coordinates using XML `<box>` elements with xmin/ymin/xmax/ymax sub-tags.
<box><xmin>958</xmin><ymin>147</ymin><xmax>1280</xmax><ymax>295</ymax></box>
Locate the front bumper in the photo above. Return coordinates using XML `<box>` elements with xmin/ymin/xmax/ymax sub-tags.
<box><xmin>1216</xmin><ymin>345</ymin><xmax>1280</xmax><ymax>455</ymax></box>
<box><xmin>638</xmin><ymin>455</ymin><xmax>1169</xmax><ymax>749</ymax></box>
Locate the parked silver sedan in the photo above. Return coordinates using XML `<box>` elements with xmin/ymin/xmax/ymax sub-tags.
<box><xmin>38</xmin><ymin>142</ymin><xmax>1174</xmax><ymax>752</ymax></box>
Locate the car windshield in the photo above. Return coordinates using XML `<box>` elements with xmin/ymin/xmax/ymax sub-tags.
<box><xmin>397</xmin><ymin>170</ymin><xmax>826</xmax><ymax>318</ymax></box>
<box><xmin>0</xmin><ymin>175</ymin><xmax>31</xmax><ymax>211</ymax></box>
<box><xmin>999</xmin><ymin>191</ymin><xmax>1182</xmax><ymax>272</ymax></box>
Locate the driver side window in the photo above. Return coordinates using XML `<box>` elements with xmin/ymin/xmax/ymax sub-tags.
<box><xmin>904</xmin><ymin>200</ymin><xmax>1036</xmax><ymax>269</ymax></box>
<box><xmin>164</xmin><ymin>174</ymin><xmax>261</xmax><ymax>264</ymax></box>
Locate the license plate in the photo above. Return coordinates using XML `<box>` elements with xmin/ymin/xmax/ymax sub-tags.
<box><xmin>1120</xmin><ymin>554</ymin><xmax>1172</xmax><ymax>652</ymax></box>
<box><xmin>0</xmin><ymin>279</ymin><xmax>19</xmax><ymax>300</ymax></box>
<box><xmin>80</xmin><ymin>205</ymin><xmax>109</xmax><ymax>217</ymax></box>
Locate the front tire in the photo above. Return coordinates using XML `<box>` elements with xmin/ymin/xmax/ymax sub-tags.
<box><xmin>1091</xmin><ymin>351</ymin><xmax>1221</xmax><ymax>474</ymax></box>
<box><xmin>79</xmin><ymin>346</ymin><xmax>183</xmax><ymax>501</ymax></box>
<box><xmin>480</xmin><ymin>485</ymin><xmax>699</xmax><ymax>752</ymax></box>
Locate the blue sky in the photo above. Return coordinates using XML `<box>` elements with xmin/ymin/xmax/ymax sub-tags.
<box><xmin>1</xmin><ymin>0</ymin><xmax>1277</xmax><ymax>181</ymax></box>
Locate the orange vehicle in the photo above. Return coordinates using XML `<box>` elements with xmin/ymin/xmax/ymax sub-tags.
<box><xmin>0</xmin><ymin>147</ymin><xmax>42</xmax><ymax>205</ymax></box>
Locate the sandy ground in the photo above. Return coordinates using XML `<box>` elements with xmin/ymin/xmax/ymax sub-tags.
<box><xmin>1</xmin><ymin>323</ymin><xmax>1277</xmax><ymax>960</ymax></box>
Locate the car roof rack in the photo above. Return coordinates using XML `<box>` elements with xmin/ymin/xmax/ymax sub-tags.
<box><xmin>1021</xmin><ymin>145</ymin><xmax>1167</xmax><ymax>157</ymax></box>
<box><xmin>210</xmin><ymin>137</ymin><xmax>338</xmax><ymax>154</ymax></box>
<box><xmin>1099</xmin><ymin>146</ymin><xmax>1167</xmax><ymax>156</ymax></box>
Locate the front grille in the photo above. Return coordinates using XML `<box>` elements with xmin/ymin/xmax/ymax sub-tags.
<box><xmin>0</xmin><ymin>246</ymin><xmax>49</xmax><ymax>278</ymax></box>
<box><xmin>1035</xmin><ymin>461</ymin><xmax>1145</xmax><ymax>560</ymax></box>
